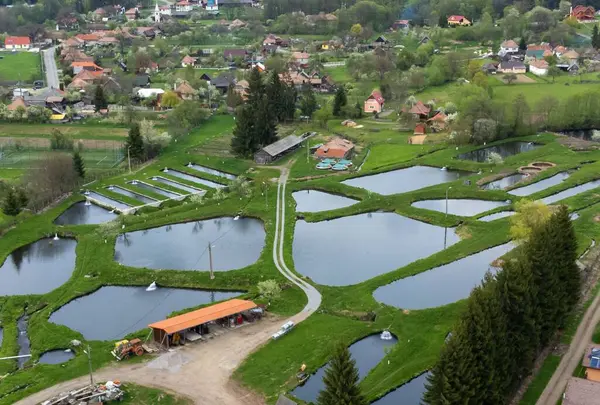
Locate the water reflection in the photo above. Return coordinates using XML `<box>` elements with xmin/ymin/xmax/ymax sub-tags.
<box><xmin>457</xmin><ymin>142</ymin><xmax>539</xmax><ymax>162</ymax></box>
<box><xmin>411</xmin><ymin>199</ymin><xmax>509</xmax><ymax>216</ymax></box>
<box><xmin>39</xmin><ymin>349</ymin><xmax>74</xmax><ymax>365</ymax></box>
<box><xmin>371</xmin><ymin>372</ymin><xmax>430</xmax><ymax>405</ymax></box>
<box><xmin>508</xmin><ymin>172</ymin><xmax>570</xmax><ymax>196</ymax></box>
<box><xmin>54</xmin><ymin>202</ymin><xmax>117</xmax><ymax>225</ymax></box>
<box><xmin>292</xmin><ymin>190</ymin><xmax>358</xmax><ymax>213</ymax></box>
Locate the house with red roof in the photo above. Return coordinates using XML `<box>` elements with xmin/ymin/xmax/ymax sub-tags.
<box><xmin>447</xmin><ymin>15</ymin><xmax>471</xmax><ymax>26</ymax></box>
<box><xmin>125</xmin><ymin>8</ymin><xmax>138</xmax><ymax>20</ymax></box>
<box><xmin>71</xmin><ymin>61</ymin><xmax>103</xmax><ymax>75</ymax></box>
<box><xmin>364</xmin><ymin>90</ymin><xmax>385</xmax><ymax>113</ymax></box>
<box><xmin>175</xmin><ymin>0</ymin><xmax>193</xmax><ymax>12</ymax></box>
<box><xmin>414</xmin><ymin>123</ymin><xmax>426</xmax><ymax>135</ymax></box>
<box><xmin>571</xmin><ymin>5</ymin><xmax>595</xmax><ymax>22</ymax></box>
<box><xmin>181</xmin><ymin>55</ymin><xmax>198</xmax><ymax>67</ymax></box>
<box><xmin>4</xmin><ymin>36</ymin><xmax>31</xmax><ymax>50</ymax></box>
<box><xmin>427</xmin><ymin>111</ymin><xmax>448</xmax><ymax>131</ymax></box>
<box><xmin>408</xmin><ymin>101</ymin><xmax>431</xmax><ymax>120</ymax></box>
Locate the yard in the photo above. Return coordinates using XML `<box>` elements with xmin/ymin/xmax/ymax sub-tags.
<box><xmin>0</xmin><ymin>51</ymin><xmax>41</xmax><ymax>82</ymax></box>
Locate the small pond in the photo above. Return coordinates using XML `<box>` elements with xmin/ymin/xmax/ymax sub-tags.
<box><xmin>371</xmin><ymin>372</ymin><xmax>430</xmax><ymax>405</ymax></box>
<box><xmin>54</xmin><ymin>201</ymin><xmax>117</xmax><ymax>225</ymax></box>
<box><xmin>85</xmin><ymin>191</ymin><xmax>130</xmax><ymax>212</ymax></box>
<box><xmin>186</xmin><ymin>163</ymin><xmax>236</xmax><ymax>180</ymax></box>
<box><xmin>49</xmin><ymin>286</ymin><xmax>241</xmax><ymax>340</ymax></box>
<box><xmin>128</xmin><ymin>181</ymin><xmax>180</xmax><ymax>199</ymax></box>
<box><xmin>561</xmin><ymin>129</ymin><xmax>600</xmax><ymax>141</ymax></box>
<box><xmin>508</xmin><ymin>172</ymin><xmax>570</xmax><ymax>196</ymax></box>
<box><xmin>151</xmin><ymin>176</ymin><xmax>204</xmax><ymax>194</ymax></box>
<box><xmin>457</xmin><ymin>141</ymin><xmax>539</xmax><ymax>162</ymax></box>
<box><xmin>0</xmin><ymin>327</ymin><xmax>3</xmax><ymax>346</ymax></box>
<box><xmin>163</xmin><ymin>169</ymin><xmax>225</xmax><ymax>189</ymax></box>
<box><xmin>292</xmin><ymin>190</ymin><xmax>358</xmax><ymax>213</ymax></box>
<box><xmin>17</xmin><ymin>315</ymin><xmax>29</xmax><ymax>369</ymax></box>
<box><xmin>478</xmin><ymin>211</ymin><xmax>515</xmax><ymax>222</ymax></box>
<box><xmin>293</xmin><ymin>212</ymin><xmax>460</xmax><ymax>286</ymax></box>
<box><xmin>114</xmin><ymin>217</ymin><xmax>265</xmax><ymax>271</ymax></box>
<box><xmin>373</xmin><ymin>243</ymin><xmax>514</xmax><ymax>309</ymax></box>
<box><xmin>106</xmin><ymin>185</ymin><xmax>156</xmax><ymax>204</ymax></box>
<box><xmin>0</xmin><ymin>238</ymin><xmax>77</xmax><ymax>296</ymax></box>
<box><xmin>481</xmin><ymin>174</ymin><xmax>528</xmax><ymax>190</ymax></box>
<box><xmin>292</xmin><ymin>333</ymin><xmax>398</xmax><ymax>403</ymax></box>
<box><xmin>541</xmin><ymin>180</ymin><xmax>600</xmax><ymax>205</ymax></box>
<box><xmin>39</xmin><ymin>349</ymin><xmax>74</xmax><ymax>365</ymax></box>
<box><xmin>342</xmin><ymin>166</ymin><xmax>471</xmax><ymax>196</ymax></box>
<box><xmin>411</xmin><ymin>199</ymin><xmax>509</xmax><ymax>217</ymax></box>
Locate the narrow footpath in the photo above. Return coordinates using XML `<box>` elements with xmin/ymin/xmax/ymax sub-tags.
<box><xmin>15</xmin><ymin>169</ymin><xmax>321</xmax><ymax>405</ymax></box>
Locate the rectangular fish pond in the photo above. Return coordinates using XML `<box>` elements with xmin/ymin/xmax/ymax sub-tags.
<box><xmin>457</xmin><ymin>141</ymin><xmax>539</xmax><ymax>162</ymax></box>
<box><xmin>0</xmin><ymin>238</ymin><xmax>77</xmax><ymax>296</ymax></box>
<box><xmin>411</xmin><ymin>199</ymin><xmax>510</xmax><ymax>217</ymax></box>
<box><xmin>480</xmin><ymin>174</ymin><xmax>528</xmax><ymax>190</ymax></box>
<box><xmin>163</xmin><ymin>169</ymin><xmax>226</xmax><ymax>189</ymax></box>
<box><xmin>106</xmin><ymin>185</ymin><xmax>157</xmax><ymax>205</ymax></box>
<box><xmin>478</xmin><ymin>211</ymin><xmax>515</xmax><ymax>222</ymax></box>
<box><xmin>127</xmin><ymin>181</ymin><xmax>181</xmax><ymax>199</ymax></box>
<box><xmin>371</xmin><ymin>372</ymin><xmax>430</xmax><ymax>405</ymax></box>
<box><xmin>292</xmin><ymin>190</ymin><xmax>358</xmax><ymax>213</ymax></box>
<box><xmin>540</xmin><ymin>179</ymin><xmax>600</xmax><ymax>205</ymax></box>
<box><xmin>49</xmin><ymin>286</ymin><xmax>242</xmax><ymax>340</ymax></box>
<box><xmin>85</xmin><ymin>191</ymin><xmax>131</xmax><ymax>212</ymax></box>
<box><xmin>114</xmin><ymin>217</ymin><xmax>266</xmax><ymax>271</ymax></box>
<box><xmin>292</xmin><ymin>333</ymin><xmax>398</xmax><ymax>404</ymax></box>
<box><xmin>17</xmin><ymin>315</ymin><xmax>29</xmax><ymax>369</ymax></box>
<box><xmin>293</xmin><ymin>212</ymin><xmax>460</xmax><ymax>286</ymax></box>
<box><xmin>185</xmin><ymin>163</ymin><xmax>237</xmax><ymax>180</ymax></box>
<box><xmin>508</xmin><ymin>172</ymin><xmax>570</xmax><ymax>196</ymax></box>
<box><xmin>342</xmin><ymin>166</ymin><xmax>471</xmax><ymax>196</ymax></box>
<box><xmin>150</xmin><ymin>176</ymin><xmax>205</xmax><ymax>195</ymax></box>
<box><xmin>54</xmin><ymin>201</ymin><xmax>117</xmax><ymax>225</ymax></box>
<box><xmin>373</xmin><ymin>243</ymin><xmax>514</xmax><ymax>309</ymax></box>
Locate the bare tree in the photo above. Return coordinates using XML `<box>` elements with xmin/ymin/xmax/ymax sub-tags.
<box><xmin>24</xmin><ymin>154</ymin><xmax>78</xmax><ymax>210</ymax></box>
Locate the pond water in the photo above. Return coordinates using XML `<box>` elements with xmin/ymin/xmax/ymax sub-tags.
<box><xmin>373</xmin><ymin>243</ymin><xmax>514</xmax><ymax>309</ymax></box>
<box><xmin>481</xmin><ymin>174</ymin><xmax>528</xmax><ymax>190</ymax></box>
<box><xmin>508</xmin><ymin>172</ymin><xmax>570</xmax><ymax>196</ymax></box>
<box><xmin>114</xmin><ymin>217</ymin><xmax>265</xmax><ymax>271</ymax></box>
<box><xmin>85</xmin><ymin>191</ymin><xmax>130</xmax><ymax>211</ymax></box>
<box><xmin>49</xmin><ymin>286</ymin><xmax>241</xmax><ymax>341</ymax></box>
<box><xmin>561</xmin><ymin>129</ymin><xmax>600</xmax><ymax>141</ymax></box>
<box><xmin>128</xmin><ymin>181</ymin><xmax>181</xmax><ymax>199</ymax></box>
<box><xmin>571</xmin><ymin>212</ymin><xmax>580</xmax><ymax>220</ymax></box>
<box><xmin>106</xmin><ymin>186</ymin><xmax>156</xmax><ymax>205</ymax></box>
<box><xmin>0</xmin><ymin>327</ymin><xmax>3</xmax><ymax>346</ymax></box>
<box><xmin>186</xmin><ymin>163</ymin><xmax>236</xmax><ymax>180</ymax></box>
<box><xmin>342</xmin><ymin>166</ymin><xmax>471</xmax><ymax>196</ymax></box>
<box><xmin>457</xmin><ymin>141</ymin><xmax>539</xmax><ymax>162</ymax></box>
<box><xmin>54</xmin><ymin>201</ymin><xmax>117</xmax><ymax>225</ymax></box>
<box><xmin>292</xmin><ymin>333</ymin><xmax>398</xmax><ymax>403</ymax></box>
<box><xmin>478</xmin><ymin>211</ymin><xmax>515</xmax><ymax>222</ymax></box>
<box><xmin>39</xmin><ymin>349</ymin><xmax>74</xmax><ymax>365</ymax></box>
<box><xmin>541</xmin><ymin>180</ymin><xmax>600</xmax><ymax>205</ymax></box>
<box><xmin>411</xmin><ymin>199</ymin><xmax>509</xmax><ymax>217</ymax></box>
<box><xmin>150</xmin><ymin>176</ymin><xmax>204</xmax><ymax>194</ymax></box>
<box><xmin>0</xmin><ymin>238</ymin><xmax>77</xmax><ymax>296</ymax></box>
<box><xmin>17</xmin><ymin>315</ymin><xmax>29</xmax><ymax>369</ymax></box>
<box><xmin>163</xmin><ymin>169</ymin><xmax>225</xmax><ymax>189</ymax></box>
<box><xmin>292</xmin><ymin>190</ymin><xmax>358</xmax><ymax>213</ymax></box>
<box><xmin>371</xmin><ymin>372</ymin><xmax>430</xmax><ymax>405</ymax></box>
<box><xmin>293</xmin><ymin>213</ymin><xmax>460</xmax><ymax>286</ymax></box>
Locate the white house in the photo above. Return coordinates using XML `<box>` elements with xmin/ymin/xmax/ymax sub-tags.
<box><xmin>529</xmin><ymin>59</ymin><xmax>548</xmax><ymax>76</ymax></box>
<box><xmin>159</xmin><ymin>5</ymin><xmax>172</xmax><ymax>15</ymax></box>
<box><xmin>175</xmin><ymin>0</ymin><xmax>193</xmax><ymax>12</ymax></box>
<box><xmin>4</xmin><ymin>36</ymin><xmax>31</xmax><ymax>50</ymax></box>
<box><xmin>499</xmin><ymin>39</ymin><xmax>519</xmax><ymax>56</ymax></box>
<box><xmin>137</xmin><ymin>88</ymin><xmax>165</xmax><ymax>98</ymax></box>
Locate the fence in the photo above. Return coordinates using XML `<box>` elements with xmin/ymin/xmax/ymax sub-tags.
<box><xmin>0</xmin><ymin>144</ymin><xmax>125</xmax><ymax>170</ymax></box>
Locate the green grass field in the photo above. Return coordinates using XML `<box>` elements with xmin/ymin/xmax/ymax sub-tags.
<box><xmin>120</xmin><ymin>383</ymin><xmax>191</xmax><ymax>405</ymax></box>
<box><xmin>0</xmin><ymin>52</ymin><xmax>41</xmax><ymax>82</ymax></box>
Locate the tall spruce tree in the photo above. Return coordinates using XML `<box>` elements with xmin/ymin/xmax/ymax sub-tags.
<box><xmin>317</xmin><ymin>344</ymin><xmax>367</xmax><ymax>405</ymax></box>
<box><xmin>2</xmin><ymin>188</ymin><xmax>21</xmax><ymax>216</ymax></box>
<box><xmin>73</xmin><ymin>151</ymin><xmax>85</xmax><ymax>179</ymax></box>
<box><xmin>333</xmin><ymin>86</ymin><xmax>348</xmax><ymax>116</ymax></box>
<box><xmin>94</xmin><ymin>85</ymin><xmax>108</xmax><ymax>112</ymax></box>
<box><xmin>125</xmin><ymin>123</ymin><xmax>145</xmax><ymax>162</ymax></box>
<box><xmin>266</xmin><ymin>70</ymin><xmax>285</xmax><ymax>122</ymax></box>
<box><xmin>300</xmin><ymin>85</ymin><xmax>317</xmax><ymax>118</ymax></box>
<box><xmin>231</xmin><ymin>105</ymin><xmax>258</xmax><ymax>158</ymax></box>
<box><xmin>281</xmin><ymin>84</ymin><xmax>297</xmax><ymax>121</ymax></box>
<box><xmin>593</xmin><ymin>25</ymin><xmax>600</xmax><ymax>49</ymax></box>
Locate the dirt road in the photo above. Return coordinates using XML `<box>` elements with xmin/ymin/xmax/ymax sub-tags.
<box><xmin>536</xmin><ymin>290</ymin><xmax>600</xmax><ymax>404</ymax></box>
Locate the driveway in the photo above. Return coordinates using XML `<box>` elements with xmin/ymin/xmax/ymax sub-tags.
<box><xmin>41</xmin><ymin>47</ymin><xmax>59</xmax><ymax>89</ymax></box>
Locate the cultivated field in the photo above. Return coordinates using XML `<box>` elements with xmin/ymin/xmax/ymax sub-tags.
<box><xmin>0</xmin><ymin>52</ymin><xmax>41</xmax><ymax>82</ymax></box>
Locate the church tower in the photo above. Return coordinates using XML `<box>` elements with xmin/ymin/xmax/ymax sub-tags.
<box><xmin>154</xmin><ymin>0</ymin><xmax>161</xmax><ymax>22</ymax></box>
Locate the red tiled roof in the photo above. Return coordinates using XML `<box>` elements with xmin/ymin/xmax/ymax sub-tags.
<box><xmin>447</xmin><ymin>15</ymin><xmax>466</xmax><ymax>22</ymax></box>
<box><xmin>76</xmin><ymin>33</ymin><xmax>100</xmax><ymax>42</ymax></box>
<box><xmin>409</xmin><ymin>101</ymin><xmax>431</xmax><ymax>115</ymax></box>
<box><xmin>428</xmin><ymin>111</ymin><xmax>447</xmax><ymax>122</ymax></box>
<box><xmin>5</xmin><ymin>36</ymin><xmax>30</xmax><ymax>46</ymax></box>
<box><xmin>368</xmin><ymin>90</ymin><xmax>384</xmax><ymax>105</ymax></box>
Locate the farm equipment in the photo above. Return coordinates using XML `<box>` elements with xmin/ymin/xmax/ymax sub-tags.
<box><xmin>41</xmin><ymin>381</ymin><xmax>124</xmax><ymax>404</ymax></box>
<box><xmin>111</xmin><ymin>338</ymin><xmax>144</xmax><ymax>361</ymax></box>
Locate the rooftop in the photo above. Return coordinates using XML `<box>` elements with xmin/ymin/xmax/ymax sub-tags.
<box><xmin>563</xmin><ymin>377</ymin><xmax>600</xmax><ymax>405</ymax></box>
<box><xmin>261</xmin><ymin>135</ymin><xmax>305</xmax><ymax>157</ymax></box>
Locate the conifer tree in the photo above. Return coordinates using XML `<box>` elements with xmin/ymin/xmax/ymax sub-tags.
<box><xmin>73</xmin><ymin>151</ymin><xmax>86</xmax><ymax>179</ymax></box>
<box><xmin>593</xmin><ymin>25</ymin><xmax>600</xmax><ymax>49</ymax></box>
<box><xmin>94</xmin><ymin>85</ymin><xmax>108</xmax><ymax>112</ymax></box>
<box><xmin>2</xmin><ymin>188</ymin><xmax>21</xmax><ymax>216</ymax></box>
<box><xmin>300</xmin><ymin>85</ymin><xmax>317</xmax><ymax>118</ymax></box>
<box><xmin>125</xmin><ymin>123</ymin><xmax>145</xmax><ymax>162</ymax></box>
<box><xmin>231</xmin><ymin>106</ymin><xmax>257</xmax><ymax>158</ymax></box>
<box><xmin>333</xmin><ymin>86</ymin><xmax>348</xmax><ymax>116</ymax></box>
<box><xmin>266</xmin><ymin>70</ymin><xmax>285</xmax><ymax>122</ymax></box>
<box><xmin>317</xmin><ymin>344</ymin><xmax>367</xmax><ymax>405</ymax></box>
<box><xmin>519</xmin><ymin>36</ymin><xmax>527</xmax><ymax>51</ymax></box>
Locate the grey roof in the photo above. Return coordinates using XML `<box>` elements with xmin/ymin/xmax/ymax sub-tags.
<box><xmin>275</xmin><ymin>395</ymin><xmax>297</xmax><ymax>405</ymax></box>
<box><xmin>260</xmin><ymin>135</ymin><xmax>304</xmax><ymax>157</ymax></box>
<box><xmin>500</xmin><ymin>61</ymin><xmax>525</xmax><ymax>69</ymax></box>
<box><xmin>563</xmin><ymin>377</ymin><xmax>600</xmax><ymax>405</ymax></box>
<box><xmin>210</xmin><ymin>73</ymin><xmax>236</xmax><ymax>88</ymax></box>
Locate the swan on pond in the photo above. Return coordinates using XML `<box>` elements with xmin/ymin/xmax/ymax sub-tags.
<box><xmin>53</xmin><ymin>233</ymin><xmax>59</xmax><ymax>241</ymax></box>
<box><xmin>146</xmin><ymin>281</ymin><xmax>157</xmax><ymax>291</ymax></box>
<box><xmin>380</xmin><ymin>330</ymin><xmax>393</xmax><ymax>340</ymax></box>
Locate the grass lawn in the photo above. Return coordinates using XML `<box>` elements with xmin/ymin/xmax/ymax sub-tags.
<box><xmin>0</xmin><ymin>52</ymin><xmax>41</xmax><ymax>82</ymax></box>
<box><xmin>323</xmin><ymin>66</ymin><xmax>352</xmax><ymax>83</ymax></box>
<box><xmin>120</xmin><ymin>383</ymin><xmax>192</xmax><ymax>405</ymax></box>
<box><xmin>0</xmin><ymin>124</ymin><xmax>128</xmax><ymax>140</ymax></box>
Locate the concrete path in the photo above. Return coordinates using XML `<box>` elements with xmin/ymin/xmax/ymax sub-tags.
<box><xmin>41</xmin><ymin>47</ymin><xmax>59</xmax><ymax>89</ymax></box>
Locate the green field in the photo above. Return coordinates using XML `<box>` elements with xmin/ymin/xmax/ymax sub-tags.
<box><xmin>0</xmin><ymin>52</ymin><xmax>41</xmax><ymax>82</ymax></box>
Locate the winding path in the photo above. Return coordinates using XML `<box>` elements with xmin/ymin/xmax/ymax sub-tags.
<box><xmin>14</xmin><ymin>169</ymin><xmax>320</xmax><ymax>405</ymax></box>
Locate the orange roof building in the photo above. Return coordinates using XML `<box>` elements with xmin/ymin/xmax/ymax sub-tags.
<box><xmin>7</xmin><ymin>97</ymin><xmax>27</xmax><ymax>111</ymax></box>
<box><xmin>408</xmin><ymin>101</ymin><xmax>431</xmax><ymax>118</ymax></box>
<box><xmin>4</xmin><ymin>36</ymin><xmax>31</xmax><ymax>49</ymax></box>
<box><xmin>315</xmin><ymin>137</ymin><xmax>355</xmax><ymax>159</ymax></box>
<box><xmin>149</xmin><ymin>299</ymin><xmax>257</xmax><ymax>348</ymax></box>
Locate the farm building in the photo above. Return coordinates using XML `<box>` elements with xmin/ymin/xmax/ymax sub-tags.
<box><xmin>148</xmin><ymin>299</ymin><xmax>261</xmax><ymax>349</ymax></box>
<box><xmin>4</xmin><ymin>36</ymin><xmax>31</xmax><ymax>50</ymax></box>
<box><xmin>254</xmin><ymin>133</ymin><xmax>310</xmax><ymax>164</ymax></box>
<box><xmin>364</xmin><ymin>90</ymin><xmax>385</xmax><ymax>113</ymax></box>
<box><xmin>315</xmin><ymin>137</ymin><xmax>354</xmax><ymax>159</ymax></box>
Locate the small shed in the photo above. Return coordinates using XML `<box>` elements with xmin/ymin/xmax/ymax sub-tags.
<box><xmin>254</xmin><ymin>134</ymin><xmax>306</xmax><ymax>164</ymax></box>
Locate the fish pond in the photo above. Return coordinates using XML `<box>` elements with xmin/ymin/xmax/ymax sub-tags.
<box><xmin>457</xmin><ymin>141</ymin><xmax>539</xmax><ymax>162</ymax></box>
<box><xmin>293</xmin><ymin>212</ymin><xmax>460</xmax><ymax>286</ymax></box>
<box><xmin>292</xmin><ymin>333</ymin><xmax>398</xmax><ymax>404</ymax></box>
<box><xmin>54</xmin><ymin>201</ymin><xmax>117</xmax><ymax>225</ymax></box>
<box><xmin>49</xmin><ymin>286</ymin><xmax>241</xmax><ymax>340</ymax></box>
<box><xmin>85</xmin><ymin>191</ymin><xmax>130</xmax><ymax>212</ymax></box>
<box><xmin>114</xmin><ymin>217</ymin><xmax>265</xmax><ymax>271</ymax></box>
<box><xmin>17</xmin><ymin>315</ymin><xmax>29</xmax><ymax>369</ymax></box>
<box><xmin>106</xmin><ymin>185</ymin><xmax>156</xmax><ymax>204</ymax></box>
<box><xmin>478</xmin><ymin>211</ymin><xmax>515</xmax><ymax>222</ymax></box>
<box><xmin>163</xmin><ymin>169</ymin><xmax>225</xmax><ymax>189</ymax></box>
<box><xmin>480</xmin><ymin>174</ymin><xmax>528</xmax><ymax>190</ymax></box>
<box><xmin>128</xmin><ymin>181</ymin><xmax>180</xmax><ymax>199</ymax></box>
<box><xmin>186</xmin><ymin>163</ymin><xmax>236</xmax><ymax>180</ymax></box>
<box><xmin>371</xmin><ymin>372</ymin><xmax>430</xmax><ymax>405</ymax></box>
<box><xmin>342</xmin><ymin>166</ymin><xmax>471</xmax><ymax>196</ymax></box>
<box><xmin>150</xmin><ymin>176</ymin><xmax>204</xmax><ymax>194</ymax></box>
<box><xmin>39</xmin><ymin>349</ymin><xmax>74</xmax><ymax>365</ymax></box>
<box><xmin>292</xmin><ymin>190</ymin><xmax>358</xmax><ymax>212</ymax></box>
<box><xmin>373</xmin><ymin>243</ymin><xmax>514</xmax><ymax>309</ymax></box>
<box><xmin>508</xmin><ymin>172</ymin><xmax>570</xmax><ymax>196</ymax></box>
<box><xmin>0</xmin><ymin>238</ymin><xmax>77</xmax><ymax>296</ymax></box>
<box><xmin>411</xmin><ymin>199</ymin><xmax>510</xmax><ymax>217</ymax></box>
<box><xmin>540</xmin><ymin>180</ymin><xmax>600</xmax><ymax>205</ymax></box>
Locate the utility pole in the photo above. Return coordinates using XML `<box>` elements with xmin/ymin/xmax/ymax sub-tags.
<box><xmin>127</xmin><ymin>146</ymin><xmax>131</xmax><ymax>173</ymax></box>
<box><xmin>85</xmin><ymin>345</ymin><xmax>94</xmax><ymax>386</ymax></box>
<box><xmin>208</xmin><ymin>242</ymin><xmax>214</xmax><ymax>279</ymax></box>
<box><xmin>444</xmin><ymin>186</ymin><xmax>452</xmax><ymax>249</ymax></box>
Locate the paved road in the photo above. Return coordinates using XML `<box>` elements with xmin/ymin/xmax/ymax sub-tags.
<box><xmin>41</xmin><ymin>47</ymin><xmax>59</xmax><ymax>89</ymax></box>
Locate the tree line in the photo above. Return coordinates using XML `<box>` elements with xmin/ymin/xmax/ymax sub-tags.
<box><xmin>424</xmin><ymin>205</ymin><xmax>580</xmax><ymax>404</ymax></box>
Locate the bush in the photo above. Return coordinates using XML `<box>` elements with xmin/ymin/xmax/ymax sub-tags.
<box><xmin>486</xmin><ymin>152</ymin><xmax>504</xmax><ymax>165</ymax></box>
<box><xmin>50</xmin><ymin>129</ymin><xmax>74</xmax><ymax>150</ymax></box>
<box><xmin>257</xmin><ymin>279</ymin><xmax>282</xmax><ymax>301</ymax></box>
